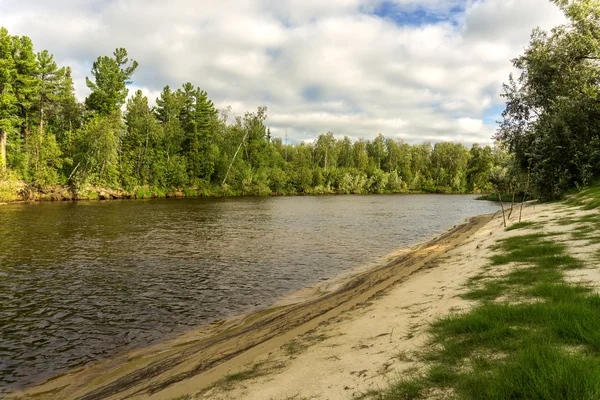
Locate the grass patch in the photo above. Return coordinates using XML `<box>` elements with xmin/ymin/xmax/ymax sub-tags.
<box><xmin>489</xmin><ymin>234</ymin><xmax>565</xmax><ymax>266</ymax></box>
<box><xmin>505</xmin><ymin>221</ymin><xmax>541</xmax><ymax>231</ymax></box>
<box><xmin>462</xmin><ymin>281</ymin><xmax>506</xmax><ymax>301</ymax></box>
<box><xmin>184</xmin><ymin>188</ymin><xmax>199</xmax><ymax>197</ymax></box>
<box><xmin>367</xmin><ymin>377</ymin><xmax>428</xmax><ymax>400</ymax></box>
<box><xmin>135</xmin><ymin>187</ymin><xmax>153</xmax><ymax>199</ymax></box>
<box><xmin>282</xmin><ymin>340</ymin><xmax>308</xmax><ymax>356</ymax></box>
<box><xmin>582</xmin><ymin>199</ymin><xmax>600</xmax><ymax>210</ymax></box>
<box><xmin>571</xmin><ymin>226</ymin><xmax>596</xmax><ymax>240</ymax></box>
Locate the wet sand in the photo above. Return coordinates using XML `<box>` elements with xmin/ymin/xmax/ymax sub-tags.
<box><xmin>12</xmin><ymin>213</ymin><xmax>494</xmax><ymax>400</ymax></box>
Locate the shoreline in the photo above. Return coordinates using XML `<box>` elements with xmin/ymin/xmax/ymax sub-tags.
<box><xmin>11</xmin><ymin>212</ymin><xmax>495</xmax><ymax>400</ymax></box>
<box><xmin>0</xmin><ymin>180</ymin><xmax>493</xmax><ymax>206</ymax></box>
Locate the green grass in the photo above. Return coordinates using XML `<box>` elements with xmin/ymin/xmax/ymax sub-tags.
<box><xmin>505</xmin><ymin>221</ymin><xmax>541</xmax><ymax>231</ymax></box>
<box><xmin>80</xmin><ymin>190</ymin><xmax>99</xmax><ymax>200</ymax></box>
<box><xmin>565</xmin><ymin>184</ymin><xmax>600</xmax><ymax>209</ymax></box>
<box><xmin>363</xmin><ymin>205</ymin><xmax>600</xmax><ymax>400</ymax></box>
<box><xmin>582</xmin><ymin>200</ymin><xmax>600</xmax><ymax>210</ymax></box>
<box><xmin>135</xmin><ymin>187</ymin><xmax>153</xmax><ymax>199</ymax></box>
<box><xmin>282</xmin><ymin>340</ymin><xmax>308</xmax><ymax>356</ymax></box>
<box><xmin>184</xmin><ymin>188</ymin><xmax>199</xmax><ymax>197</ymax></box>
<box><xmin>489</xmin><ymin>234</ymin><xmax>565</xmax><ymax>266</ymax></box>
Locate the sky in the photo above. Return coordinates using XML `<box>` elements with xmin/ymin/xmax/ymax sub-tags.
<box><xmin>0</xmin><ymin>0</ymin><xmax>566</xmax><ymax>145</ymax></box>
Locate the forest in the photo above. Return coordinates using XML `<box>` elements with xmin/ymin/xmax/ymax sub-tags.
<box><xmin>0</xmin><ymin>27</ymin><xmax>501</xmax><ymax>201</ymax></box>
<box><xmin>2</xmin><ymin>0</ymin><xmax>598</xmax><ymax>203</ymax></box>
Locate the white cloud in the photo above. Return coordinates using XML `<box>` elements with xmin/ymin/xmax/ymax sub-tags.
<box><xmin>458</xmin><ymin>117</ymin><xmax>484</xmax><ymax>134</ymax></box>
<box><xmin>0</xmin><ymin>0</ymin><xmax>567</xmax><ymax>145</ymax></box>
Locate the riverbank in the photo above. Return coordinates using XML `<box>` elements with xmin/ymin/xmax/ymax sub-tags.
<box><xmin>11</xmin><ymin>208</ymin><xmax>494</xmax><ymax>399</ymax></box>
<box><xmin>0</xmin><ymin>177</ymin><xmax>490</xmax><ymax>204</ymax></box>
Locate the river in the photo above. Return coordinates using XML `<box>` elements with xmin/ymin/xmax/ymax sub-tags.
<box><xmin>0</xmin><ymin>194</ymin><xmax>498</xmax><ymax>392</ymax></box>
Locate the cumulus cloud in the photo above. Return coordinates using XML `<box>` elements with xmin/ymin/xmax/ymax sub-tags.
<box><xmin>0</xmin><ymin>0</ymin><xmax>566</xmax><ymax>144</ymax></box>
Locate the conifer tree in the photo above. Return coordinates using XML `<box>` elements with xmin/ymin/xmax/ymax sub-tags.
<box><xmin>0</xmin><ymin>28</ymin><xmax>17</xmax><ymax>172</ymax></box>
<box><xmin>36</xmin><ymin>50</ymin><xmax>63</xmax><ymax>136</ymax></box>
<box><xmin>12</xmin><ymin>35</ymin><xmax>39</xmax><ymax>139</ymax></box>
<box><xmin>85</xmin><ymin>48</ymin><xmax>138</xmax><ymax>115</ymax></box>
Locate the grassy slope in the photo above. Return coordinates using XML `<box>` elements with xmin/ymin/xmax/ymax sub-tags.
<box><xmin>363</xmin><ymin>186</ymin><xmax>600</xmax><ymax>400</ymax></box>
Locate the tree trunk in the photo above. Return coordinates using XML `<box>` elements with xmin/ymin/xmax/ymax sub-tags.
<box><xmin>99</xmin><ymin>160</ymin><xmax>106</xmax><ymax>182</ymax></box>
<box><xmin>143</xmin><ymin>111</ymin><xmax>150</xmax><ymax>178</ymax></box>
<box><xmin>519</xmin><ymin>166</ymin><xmax>531</xmax><ymax>223</ymax></box>
<box><xmin>0</xmin><ymin>128</ymin><xmax>6</xmax><ymax>173</ymax></box>
<box><xmin>498</xmin><ymin>191</ymin><xmax>507</xmax><ymax>228</ymax></box>
<box><xmin>39</xmin><ymin>106</ymin><xmax>44</xmax><ymax>136</ymax></box>
<box><xmin>508</xmin><ymin>191</ymin><xmax>516</xmax><ymax>220</ymax></box>
<box><xmin>222</xmin><ymin>131</ymin><xmax>249</xmax><ymax>186</ymax></box>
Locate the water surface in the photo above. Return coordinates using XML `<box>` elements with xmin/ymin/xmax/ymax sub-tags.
<box><xmin>0</xmin><ymin>195</ymin><xmax>498</xmax><ymax>391</ymax></box>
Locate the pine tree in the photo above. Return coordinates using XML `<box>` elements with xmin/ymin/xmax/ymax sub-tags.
<box><xmin>85</xmin><ymin>48</ymin><xmax>138</xmax><ymax>115</ymax></box>
<box><xmin>12</xmin><ymin>35</ymin><xmax>39</xmax><ymax>139</ymax></box>
<box><xmin>36</xmin><ymin>50</ymin><xmax>63</xmax><ymax>135</ymax></box>
<box><xmin>0</xmin><ymin>28</ymin><xmax>17</xmax><ymax>172</ymax></box>
<box><xmin>54</xmin><ymin>66</ymin><xmax>82</xmax><ymax>155</ymax></box>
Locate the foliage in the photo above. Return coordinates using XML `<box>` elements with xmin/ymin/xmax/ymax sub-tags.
<box><xmin>85</xmin><ymin>48</ymin><xmax>138</xmax><ymax>115</ymax></box>
<box><xmin>497</xmin><ymin>0</ymin><xmax>600</xmax><ymax>199</ymax></box>
<box><xmin>0</xmin><ymin>26</ymin><xmax>501</xmax><ymax>198</ymax></box>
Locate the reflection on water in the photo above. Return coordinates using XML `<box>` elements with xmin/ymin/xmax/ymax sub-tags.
<box><xmin>0</xmin><ymin>195</ymin><xmax>498</xmax><ymax>391</ymax></box>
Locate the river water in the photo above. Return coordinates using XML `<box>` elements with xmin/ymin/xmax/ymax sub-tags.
<box><xmin>0</xmin><ymin>195</ymin><xmax>498</xmax><ymax>392</ymax></box>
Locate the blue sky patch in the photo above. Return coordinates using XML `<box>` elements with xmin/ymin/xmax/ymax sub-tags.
<box><xmin>302</xmin><ymin>85</ymin><xmax>322</xmax><ymax>101</ymax></box>
<box><xmin>483</xmin><ymin>104</ymin><xmax>506</xmax><ymax>124</ymax></box>
<box><xmin>368</xmin><ymin>1</ymin><xmax>466</xmax><ymax>27</ymax></box>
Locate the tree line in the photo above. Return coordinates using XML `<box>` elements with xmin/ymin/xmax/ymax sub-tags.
<box><xmin>0</xmin><ymin>27</ymin><xmax>502</xmax><ymax>199</ymax></box>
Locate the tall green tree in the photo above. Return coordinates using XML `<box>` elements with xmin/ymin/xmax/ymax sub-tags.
<box><xmin>12</xmin><ymin>35</ymin><xmax>39</xmax><ymax>138</ymax></box>
<box><xmin>53</xmin><ymin>66</ymin><xmax>83</xmax><ymax>161</ymax></box>
<box><xmin>178</xmin><ymin>83</ymin><xmax>219</xmax><ymax>183</ymax></box>
<box><xmin>497</xmin><ymin>0</ymin><xmax>600</xmax><ymax>198</ymax></box>
<box><xmin>0</xmin><ymin>28</ymin><xmax>17</xmax><ymax>172</ymax></box>
<box><xmin>122</xmin><ymin>90</ymin><xmax>162</xmax><ymax>187</ymax></box>
<box><xmin>85</xmin><ymin>48</ymin><xmax>138</xmax><ymax>115</ymax></box>
<box><xmin>155</xmin><ymin>85</ymin><xmax>187</xmax><ymax>187</ymax></box>
<box><xmin>36</xmin><ymin>50</ymin><xmax>63</xmax><ymax>135</ymax></box>
<box><xmin>467</xmin><ymin>143</ymin><xmax>494</xmax><ymax>192</ymax></box>
<box><xmin>72</xmin><ymin>114</ymin><xmax>122</xmax><ymax>187</ymax></box>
